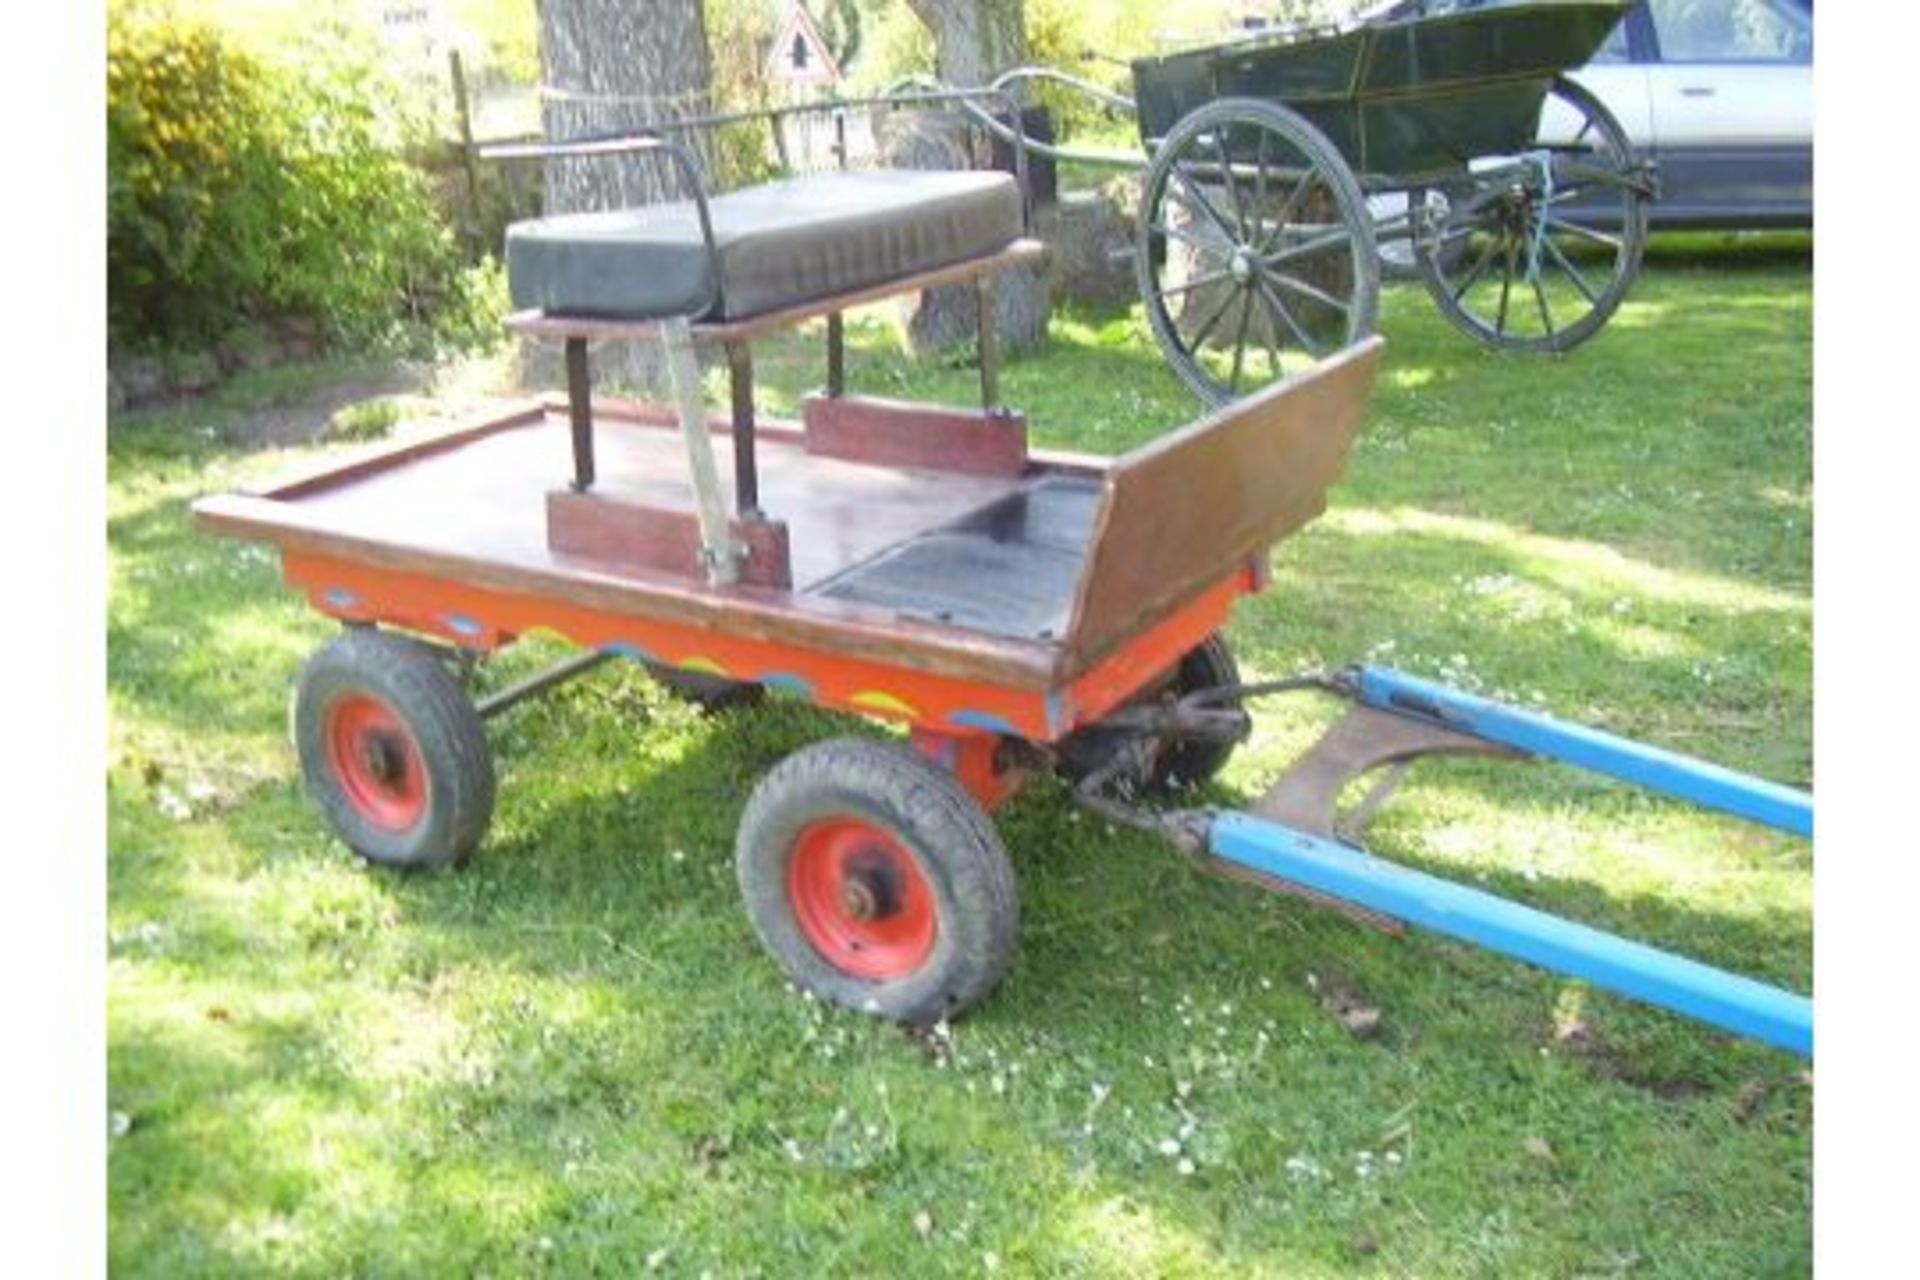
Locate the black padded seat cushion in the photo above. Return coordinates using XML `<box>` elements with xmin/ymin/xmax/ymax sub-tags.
<box><xmin>807</xmin><ymin>476</ymin><xmax>1103</xmax><ymax>643</ymax></box>
<box><xmin>506</xmin><ymin>169</ymin><xmax>1023</xmax><ymax>322</ymax></box>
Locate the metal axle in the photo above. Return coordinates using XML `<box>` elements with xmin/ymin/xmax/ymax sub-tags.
<box><xmin>475</xmin><ymin>649</ymin><xmax>616</xmax><ymax>720</ymax></box>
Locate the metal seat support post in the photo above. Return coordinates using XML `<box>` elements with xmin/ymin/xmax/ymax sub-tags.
<box><xmin>565</xmin><ymin>336</ymin><xmax>595</xmax><ymax>490</ymax></box>
<box><xmin>825</xmin><ymin>313</ymin><xmax>845</xmax><ymax>398</ymax></box>
<box><xmin>976</xmin><ymin>276</ymin><xmax>1000</xmax><ymax>412</ymax></box>
<box><xmin>725</xmin><ymin>340</ymin><xmax>761</xmax><ymax>517</ymax></box>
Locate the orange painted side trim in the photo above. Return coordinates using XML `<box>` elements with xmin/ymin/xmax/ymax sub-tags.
<box><xmin>1061</xmin><ymin>567</ymin><xmax>1256</xmax><ymax>729</ymax></box>
<box><xmin>909</xmin><ymin>729</ymin><xmax>1027</xmax><ymax>812</ymax></box>
<box><xmin>281</xmin><ymin>552</ymin><xmax>1259</xmax><ymax>744</ymax></box>
<box><xmin>284</xmin><ymin>551</ymin><xmax>1056</xmax><ymax>739</ymax></box>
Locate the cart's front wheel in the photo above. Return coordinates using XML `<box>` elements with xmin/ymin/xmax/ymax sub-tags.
<box><xmin>1412</xmin><ymin>76</ymin><xmax>1652</xmax><ymax>352</ymax></box>
<box><xmin>1138</xmin><ymin>98</ymin><xmax>1378</xmax><ymax>407</ymax></box>
<box><xmin>293</xmin><ymin>629</ymin><xmax>495</xmax><ymax>870</ymax></box>
<box><xmin>735</xmin><ymin>738</ymin><xmax>1018</xmax><ymax>1024</ymax></box>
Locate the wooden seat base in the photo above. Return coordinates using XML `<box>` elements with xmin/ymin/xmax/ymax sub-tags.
<box><xmin>547</xmin><ymin>488</ymin><xmax>793</xmax><ymax>590</ymax></box>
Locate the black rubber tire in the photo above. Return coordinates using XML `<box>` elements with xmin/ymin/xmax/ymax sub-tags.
<box><xmin>735</xmin><ymin>737</ymin><xmax>1019</xmax><ymax>1024</ymax></box>
<box><xmin>292</xmin><ymin>629</ymin><xmax>495</xmax><ymax>870</ymax></box>
<box><xmin>1055</xmin><ymin>633</ymin><xmax>1244</xmax><ymax>795</ymax></box>
<box><xmin>645</xmin><ymin>662</ymin><xmax>765</xmax><ymax>712</ymax></box>
<box><xmin>1154</xmin><ymin>633</ymin><xmax>1244</xmax><ymax>790</ymax></box>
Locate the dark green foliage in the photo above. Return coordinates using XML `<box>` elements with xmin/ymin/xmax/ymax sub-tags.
<box><xmin>107</xmin><ymin>2</ymin><xmax>463</xmax><ymax>351</ymax></box>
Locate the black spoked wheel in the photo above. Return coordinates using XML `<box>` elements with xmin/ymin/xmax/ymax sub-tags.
<box><xmin>1413</xmin><ymin>76</ymin><xmax>1652</xmax><ymax>353</ymax></box>
<box><xmin>1137</xmin><ymin>99</ymin><xmax>1379</xmax><ymax>408</ymax></box>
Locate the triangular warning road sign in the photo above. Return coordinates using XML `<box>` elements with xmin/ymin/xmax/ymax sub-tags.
<box><xmin>768</xmin><ymin>2</ymin><xmax>843</xmax><ymax>86</ymax></box>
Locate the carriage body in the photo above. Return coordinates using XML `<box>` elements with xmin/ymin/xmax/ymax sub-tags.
<box><xmin>1131</xmin><ymin>1</ymin><xmax>1632</xmax><ymax>184</ymax></box>
<box><xmin>1116</xmin><ymin>0</ymin><xmax>1650</xmax><ymax>403</ymax></box>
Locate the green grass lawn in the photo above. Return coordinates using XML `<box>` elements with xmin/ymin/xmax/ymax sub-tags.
<box><xmin>108</xmin><ymin>241</ymin><xmax>1812</xmax><ymax>1277</ymax></box>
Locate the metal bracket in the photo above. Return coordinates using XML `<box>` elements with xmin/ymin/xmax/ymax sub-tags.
<box><xmin>1254</xmin><ymin>701</ymin><xmax>1524</xmax><ymax>843</ymax></box>
<box><xmin>659</xmin><ymin>317</ymin><xmax>744</xmax><ymax>586</ymax></box>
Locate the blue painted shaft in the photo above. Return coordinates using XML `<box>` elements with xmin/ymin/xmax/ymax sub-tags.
<box><xmin>1354</xmin><ymin>666</ymin><xmax>1813</xmax><ymax>837</ymax></box>
<box><xmin>1209</xmin><ymin>811</ymin><xmax>1813</xmax><ymax>1056</ymax></box>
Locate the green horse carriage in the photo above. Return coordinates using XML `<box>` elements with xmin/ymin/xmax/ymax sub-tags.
<box><xmin>966</xmin><ymin>0</ymin><xmax>1653</xmax><ymax>403</ymax></box>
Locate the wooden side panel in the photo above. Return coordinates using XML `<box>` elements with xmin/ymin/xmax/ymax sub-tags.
<box><xmin>1064</xmin><ymin>337</ymin><xmax>1385</xmax><ymax>666</ymax></box>
<box><xmin>802</xmin><ymin>395</ymin><xmax>1028</xmax><ymax>478</ymax></box>
<box><xmin>259</xmin><ymin>402</ymin><xmax>550</xmax><ymax>500</ymax></box>
<box><xmin>547</xmin><ymin>489</ymin><xmax>793</xmax><ymax>590</ymax></box>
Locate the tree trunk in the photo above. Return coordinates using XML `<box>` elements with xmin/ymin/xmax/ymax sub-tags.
<box><xmin>896</xmin><ymin>0</ymin><xmax>1048</xmax><ymax>355</ymax></box>
<box><xmin>904</xmin><ymin>0</ymin><xmax>1027</xmax><ymax>87</ymax></box>
<box><xmin>537</xmin><ymin>0</ymin><xmax>714</xmax><ymax>210</ymax></box>
<box><xmin>529</xmin><ymin>0</ymin><xmax>715</xmax><ymax>393</ymax></box>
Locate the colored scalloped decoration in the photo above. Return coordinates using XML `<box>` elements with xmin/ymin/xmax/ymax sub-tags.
<box><xmin>948</xmin><ymin>709</ymin><xmax>1020</xmax><ymax>736</ymax></box>
<box><xmin>758</xmin><ymin>672</ymin><xmax>816</xmax><ymax>699</ymax></box>
<box><xmin>677</xmin><ymin>655</ymin><xmax>731</xmax><ymax>678</ymax></box>
<box><xmin>1045</xmin><ymin>690</ymin><xmax>1072</xmax><ymax>735</ymax></box>
<box><xmin>601</xmin><ymin>640</ymin><xmax>659</xmax><ymax>663</ymax></box>
<box><xmin>850</xmin><ymin>689</ymin><xmax>921</xmax><ymax>720</ymax></box>
<box><xmin>444</xmin><ymin>613</ymin><xmax>486</xmax><ymax>637</ymax></box>
<box><xmin>323</xmin><ymin>587</ymin><xmax>361</xmax><ymax>609</ymax></box>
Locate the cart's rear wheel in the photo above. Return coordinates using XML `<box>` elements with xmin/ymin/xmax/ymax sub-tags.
<box><xmin>1138</xmin><ymin>98</ymin><xmax>1378</xmax><ymax>407</ymax></box>
<box><xmin>293</xmin><ymin>629</ymin><xmax>495</xmax><ymax>870</ymax></box>
<box><xmin>1055</xmin><ymin>633</ymin><xmax>1246</xmax><ymax>794</ymax></box>
<box><xmin>735</xmin><ymin>737</ymin><xmax>1018</xmax><ymax>1024</ymax></box>
<box><xmin>1412</xmin><ymin>76</ymin><xmax>1651</xmax><ymax>352</ymax></box>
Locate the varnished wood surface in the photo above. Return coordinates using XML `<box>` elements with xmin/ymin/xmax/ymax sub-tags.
<box><xmin>260</xmin><ymin>402</ymin><xmax>549</xmax><ymax>500</ymax></box>
<box><xmin>193</xmin><ymin>406</ymin><xmax>1074</xmax><ymax>687</ymax></box>
<box><xmin>199</xmin><ymin>488</ymin><xmax>1063</xmax><ymax>687</ymax></box>
<box><xmin>197</xmin><ymin>343</ymin><xmax>1384</xmax><ymax>691</ymax></box>
<box><xmin>504</xmin><ymin>239</ymin><xmax>1048</xmax><ymax>344</ymax></box>
<box><xmin>547</xmin><ymin>490</ymin><xmax>794</xmax><ymax>590</ymax></box>
<box><xmin>802</xmin><ymin>395</ymin><xmax>1028</xmax><ymax>477</ymax></box>
<box><xmin>1064</xmin><ymin>338</ymin><xmax>1386</xmax><ymax>667</ymax></box>
<box><xmin>258</xmin><ymin>410</ymin><xmax>1024</xmax><ymax>593</ymax></box>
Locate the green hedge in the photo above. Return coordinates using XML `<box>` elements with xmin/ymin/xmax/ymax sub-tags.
<box><xmin>107</xmin><ymin>3</ymin><xmax>468</xmax><ymax>352</ymax></box>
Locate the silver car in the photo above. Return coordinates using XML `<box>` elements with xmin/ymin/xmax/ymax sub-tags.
<box><xmin>1369</xmin><ymin>0</ymin><xmax>1812</xmax><ymax>267</ymax></box>
<box><xmin>1571</xmin><ymin>0</ymin><xmax>1811</xmax><ymax>227</ymax></box>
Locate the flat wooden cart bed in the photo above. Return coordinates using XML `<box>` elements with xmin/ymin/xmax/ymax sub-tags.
<box><xmin>197</xmin><ymin>338</ymin><xmax>1383</xmax><ymax>750</ymax></box>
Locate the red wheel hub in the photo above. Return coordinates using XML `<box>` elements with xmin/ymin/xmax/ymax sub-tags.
<box><xmin>324</xmin><ymin>693</ymin><xmax>428</xmax><ymax>831</ymax></box>
<box><xmin>787</xmin><ymin>819</ymin><xmax>937</xmax><ymax>980</ymax></box>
